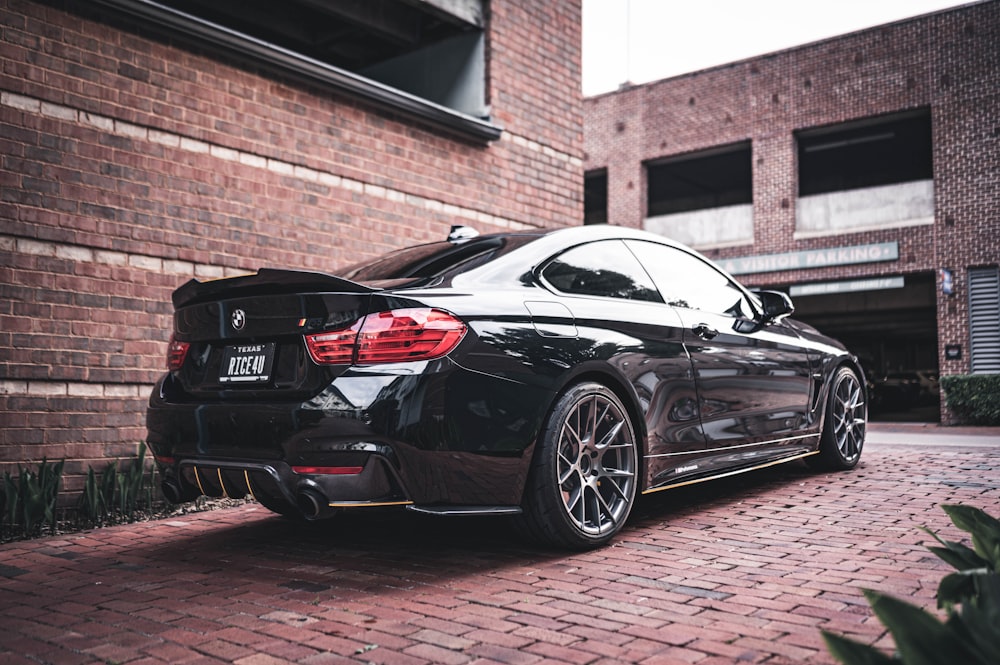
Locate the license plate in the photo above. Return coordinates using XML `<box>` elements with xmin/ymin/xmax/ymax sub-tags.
<box><xmin>219</xmin><ymin>343</ymin><xmax>275</xmax><ymax>384</ymax></box>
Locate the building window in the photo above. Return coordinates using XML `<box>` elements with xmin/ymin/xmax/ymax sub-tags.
<box><xmin>969</xmin><ymin>266</ymin><xmax>1000</xmax><ymax>374</ymax></box>
<box><xmin>798</xmin><ymin>110</ymin><xmax>932</xmax><ymax>195</ymax></box>
<box><xmin>93</xmin><ymin>0</ymin><xmax>499</xmax><ymax>142</ymax></box>
<box><xmin>647</xmin><ymin>143</ymin><xmax>752</xmax><ymax>216</ymax></box>
<box><xmin>643</xmin><ymin>142</ymin><xmax>753</xmax><ymax>249</ymax></box>
<box><xmin>795</xmin><ymin>110</ymin><xmax>933</xmax><ymax>236</ymax></box>
<box><xmin>584</xmin><ymin>170</ymin><xmax>608</xmax><ymax>225</ymax></box>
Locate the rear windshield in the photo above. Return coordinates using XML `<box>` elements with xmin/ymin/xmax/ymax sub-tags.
<box><xmin>341</xmin><ymin>236</ymin><xmax>536</xmax><ymax>283</ymax></box>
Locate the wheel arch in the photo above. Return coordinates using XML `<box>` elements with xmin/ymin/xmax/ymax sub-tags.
<box><xmin>539</xmin><ymin>362</ymin><xmax>650</xmax><ymax>487</ymax></box>
<box><xmin>809</xmin><ymin>358</ymin><xmax>868</xmax><ymax>471</ymax></box>
<box><xmin>514</xmin><ymin>363</ymin><xmax>647</xmax><ymax>548</ymax></box>
<box><xmin>516</xmin><ymin>361</ymin><xmax>649</xmax><ymax>506</ymax></box>
<box><xmin>817</xmin><ymin>355</ymin><xmax>868</xmax><ymax>434</ymax></box>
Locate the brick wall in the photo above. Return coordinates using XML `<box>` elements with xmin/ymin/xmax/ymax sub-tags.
<box><xmin>584</xmin><ymin>1</ymin><xmax>1000</xmax><ymax>423</ymax></box>
<box><xmin>0</xmin><ymin>0</ymin><xmax>583</xmax><ymax>483</ymax></box>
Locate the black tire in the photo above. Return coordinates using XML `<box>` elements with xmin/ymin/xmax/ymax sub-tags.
<box><xmin>517</xmin><ymin>382</ymin><xmax>639</xmax><ymax>549</ymax></box>
<box><xmin>808</xmin><ymin>366</ymin><xmax>867</xmax><ymax>471</ymax></box>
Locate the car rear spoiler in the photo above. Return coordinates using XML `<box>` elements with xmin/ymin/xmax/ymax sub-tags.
<box><xmin>171</xmin><ymin>268</ymin><xmax>380</xmax><ymax>308</ymax></box>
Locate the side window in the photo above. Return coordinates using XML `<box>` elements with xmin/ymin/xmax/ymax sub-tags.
<box><xmin>541</xmin><ymin>240</ymin><xmax>662</xmax><ymax>303</ymax></box>
<box><xmin>626</xmin><ymin>240</ymin><xmax>754</xmax><ymax>318</ymax></box>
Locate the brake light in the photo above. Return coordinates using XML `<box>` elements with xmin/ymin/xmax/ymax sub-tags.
<box><xmin>304</xmin><ymin>321</ymin><xmax>361</xmax><ymax>364</ymax></box>
<box><xmin>357</xmin><ymin>308</ymin><xmax>466</xmax><ymax>363</ymax></box>
<box><xmin>166</xmin><ymin>335</ymin><xmax>190</xmax><ymax>370</ymax></box>
<box><xmin>304</xmin><ymin>308</ymin><xmax>466</xmax><ymax>366</ymax></box>
<box><xmin>291</xmin><ymin>465</ymin><xmax>363</xmax><ymax>475</ymax></box>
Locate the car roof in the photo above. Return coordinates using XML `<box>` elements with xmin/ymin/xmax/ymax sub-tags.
<box><xmin>346</xmin><ymin>224</ymin><xmax>733</xmax><ymax>293</ymax></box>
<box><xmin>439</xmin><ymin>224</ymin><xmax>718</xmax><ymax>290</ymax></box>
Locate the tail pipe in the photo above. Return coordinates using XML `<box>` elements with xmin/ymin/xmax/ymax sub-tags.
<box><xmin>161</xmin><ymin>478</ymin><xmax>200</xmax><ymax>504</ymax></box>
<box><xmin>296</xmin><ymin>488</ymin><xmax>329</xmax><ymax>520</ymax></box>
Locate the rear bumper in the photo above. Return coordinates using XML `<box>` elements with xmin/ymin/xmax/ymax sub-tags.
<box><xmin>146</xmin><ymin>361</ymin><xmax>549</xmax><ymax>511</ymax></box>
<box><xmin>161</xmin><ymin>455</ymin><xmax>408</xmax><ymax>519</ymax></box>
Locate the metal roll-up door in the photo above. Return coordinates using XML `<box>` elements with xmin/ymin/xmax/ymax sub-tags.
<box><xmin>968</xmin><ymin>266</ymin><xmax>1000</xmax><ymax>374</ymax></box>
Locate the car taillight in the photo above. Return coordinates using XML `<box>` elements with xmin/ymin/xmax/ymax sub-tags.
<box><xmin>304</xmin><ymin>322</ymin><xmax>361</xmax><ymax>365</ymax></box>
<box><xmin>291</xmin><ymin>465</ymin><xmax>363</xmax><ymax>475</ymax></box>
<box><xmin>166</xmin><ymin>335</ymin><xmax>190</xmax><ymax>370</ymax></box>
<box><xmin>357</xmin><ymin>308</ymin><xmax>467</xmax><ymax>363</ymax></box>
<box><xmin>305</xmin><ymin>308</ymin><xmax>466</xmax><ymax>366</ymax></box>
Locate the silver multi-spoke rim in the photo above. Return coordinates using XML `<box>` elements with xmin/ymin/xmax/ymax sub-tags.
<box><xmin>831</xmin><ymin>372</ymin><xmax>866</xmax><ymax>462</ymax></box>
<box><xmin>556</xmin><ymin>393</ymin><xmax>636</xmax><ymax>536</ymax></box>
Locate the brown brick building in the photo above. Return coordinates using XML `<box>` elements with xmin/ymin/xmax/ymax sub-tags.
<box><xmin>0</xmin><ymin>0</ymin><xmax>583</xmax><ymax>480</ymax></box>
<box><xmin>584</xmin><ymin>1</ymin><xmax>999</xmax><ymax>423</ymax></box>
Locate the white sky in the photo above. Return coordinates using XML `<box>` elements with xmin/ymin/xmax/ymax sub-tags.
<box><xmin>582</xmin><ymin>0</ymin><xmax>975</xmax><ymax>96</ymax></box>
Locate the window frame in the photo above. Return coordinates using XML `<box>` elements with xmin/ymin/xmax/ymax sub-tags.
<box><xmin>91</xmin><ymin>0</ymin><xmax>502</xmax><ymax>143</ymax></box>
<box><xmin>625</xmin><ymin>239</ymin><xmax>762</xmax><ymax>320</ymax></box>
<box><xmin>537</xmin><ymin>240</ymin><xmax>664</xmax><ymax>304</ymax></box>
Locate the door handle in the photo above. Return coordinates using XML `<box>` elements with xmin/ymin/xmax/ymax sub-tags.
<box><xmin>693</xmin><ymin>323</ymin><xmax>718</xmax><ymax>340</ymax></box>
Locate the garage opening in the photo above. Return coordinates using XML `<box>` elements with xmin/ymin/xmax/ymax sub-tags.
<box><xmin>796</xmin><ymin>110</ymin><xmax>934</xmax><ymax>236</ymax></box>
<box><xmin>798</xmin><ymin>110</ymin><xmax>932</xmax><ymax>195</ymax></box>
<box><xmin>783</xmin><ymin>272</ymin><xmax>939</xmax><ymax>422</ymax></box>
<box><xmin>644</xmin><ymin>142</ymin><xmax>753</xmax><ymax>249</ymax></box>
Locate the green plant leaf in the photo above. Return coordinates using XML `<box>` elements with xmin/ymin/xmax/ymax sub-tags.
<box><xmin>942</xmin><ymin>505</ymin><xmax>1000</xmax><ymax>569</ymax></box>
<box><xmin>3</xmin><ymin>471</ymin><xmax>18</xmax><ymax>528</ymax></box>
<box><xmin>116</xmin><ymin>473</ymin><xmax>128</xmax><ymax>517</ymax></box>
<box><xmin>826</xmin><ymin>504</ymin><xmax>1000</xmax><ymax>665</ymax></box>
<box><xmin>926</xmin><ymin>542</ymin><xmax>984</xmax><ymax>572</ymax></box>
<box><xmin>100</xmin><ymin>462</ymin><xmax>118</xmax><ymax>522</ymax></box>
<box><xmin>971</xmin><ymin>533</ymin><xmax>1000</xmax><ymax>571</ymax></box>
<box><xmin>946</xmin><ymin>579</ymin><xmax>1000</xmax><ymax>665</ymax></box>
<box><xmin>38</xmin><ymin>459</ymin><xmax>63</xmax><ymax>533</ymax></box>
<box><xmin>80</xmin><ymin>467</ymin><xmax>104</xmax><ymax>524</ymax></box>
<box><xmin>937</xmin><ymin>569</ymin><xmax>988</xmax><ymax>609</ymax></box>
<box><xmin>20</xmin><ymin>468</ymin><xmax>44</xmax><ymax>535</ymax></box>
<box><xmin>821</xmin><ymin>631</ymin><xmax>897</xmax><ymax>665</ymax></box>
<box><xmin>864</xmin><ymin>590</ymin><xmax>982</xmax><ymax>665</ymax></box>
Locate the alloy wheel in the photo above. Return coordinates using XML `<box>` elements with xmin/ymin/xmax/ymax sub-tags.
<box><xmin>831</xmin><ymin>371</ymin><xmax>866</xmax><ymax>463</ymax></box>
<box><xmin>556</xmin><ymin>392</ymin><xmax>637</xmax><ymax>537</ymax></box>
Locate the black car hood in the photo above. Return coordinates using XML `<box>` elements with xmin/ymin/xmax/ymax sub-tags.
<box><xmin>785</xmin><ymin>317</ymin><xmax>848</xmax><ymax>351</ymax></box>
<box><xmin>172</xmin><ymin>268</ymin><xmax>380</xmax><ymax>308</ymax></box>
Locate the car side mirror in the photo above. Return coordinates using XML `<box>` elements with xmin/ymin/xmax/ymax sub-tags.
<box><xmin>756</xmin><ymin>290</ymin><xmax>795</xmax><ymax>324</ymax></box>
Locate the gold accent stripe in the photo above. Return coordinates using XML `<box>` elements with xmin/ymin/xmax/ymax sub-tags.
<box><xmin>217</xmin><ymin>468</ymin><xmax>230</xmax><ymax>498</ymax></box>
<box><xmin>192</xmin><ymin>466</ymin><xmax>207</xmax><ymax>496</ymax></box>
<box><xmin>641</xmin><ymin>451</ymin><xmax>820</xmax><ymax>495</ymax></box>
<box><xmin>645</xmin><ymin>433</ymin><xmax>819</xmax><ymax>459</ymax></box>
<box><xmin>244</xmin><ymin>470</ymin><xmax>257</xmax><ymax>500</ymax></box>
<box><xmin>327</xmin><ymin>500</ymin><xmax>414</xmax><ymax>509</ymax></box>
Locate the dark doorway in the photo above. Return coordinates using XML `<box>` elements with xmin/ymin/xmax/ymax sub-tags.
<box><xmin>783</xmin><ymin>273</ymin><xmax>939</xmax><ymax>422</ymax></box>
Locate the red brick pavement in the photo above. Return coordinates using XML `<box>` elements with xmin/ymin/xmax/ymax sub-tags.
<box><xmin>2</xmin><ymin>438</ymin><xmax>998</xmax><ymax>665</ymax></box>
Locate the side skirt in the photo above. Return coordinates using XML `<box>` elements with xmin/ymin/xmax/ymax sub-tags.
<box><xmin>641</xmin><ymin>450</ymin><xmax>820</xmax><ymax>495</ymax></box>
<box><xmin>407</xmin><ymin>505</ymin><xmax>523</xmax><ymax>516</ymax></box>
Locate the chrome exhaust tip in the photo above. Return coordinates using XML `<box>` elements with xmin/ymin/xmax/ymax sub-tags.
<box><xmin>161</xmin><ymin>478</ymin><xmax>185</xmax><ymax>504</ymax></box>
<box><xmin>297</xmin><ymin>488</ymin><xmax>327</xmax><ymax>520</ymax></box>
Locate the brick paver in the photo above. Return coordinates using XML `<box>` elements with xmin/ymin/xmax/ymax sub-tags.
<box><xmin>2</xmin><ymin>435</ymin><xmax>998</xmax><ymax>664</ymax></box>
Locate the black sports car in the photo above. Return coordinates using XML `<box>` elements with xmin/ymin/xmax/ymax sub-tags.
<box><xmin>147</xmin><ymin>225</ymin><xmax>867</xmax><ymax>549</ymax></box>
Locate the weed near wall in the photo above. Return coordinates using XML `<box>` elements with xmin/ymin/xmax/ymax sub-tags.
<box><xmin>1</xmin><ymin>443</ymin><xmax>158</xmax><ymax>542</ymax></box>
<box><xmin>1</xmin><ymin>459</ymin><xmax>64</xmax><ymax>539</ymax></box>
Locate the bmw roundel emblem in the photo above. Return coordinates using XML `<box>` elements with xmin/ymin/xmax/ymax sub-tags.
<box><xmin>231</xmin><ymin>308</ymin><xmax>246</xmax><ymax>330</ymax></box>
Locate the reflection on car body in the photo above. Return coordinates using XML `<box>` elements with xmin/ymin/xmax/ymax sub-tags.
<box><xmin>148</xmin><ymin>225</ymin><xmax>867</xmax><ymax>549</ymax></box>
